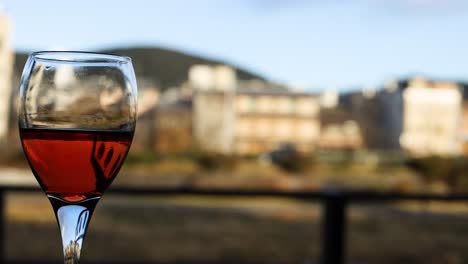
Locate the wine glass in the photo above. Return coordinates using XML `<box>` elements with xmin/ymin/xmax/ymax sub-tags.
<box><xmin>17</xmin><ymin>51</ymin><xmax>137</xmax><ymax>263</ymax></box>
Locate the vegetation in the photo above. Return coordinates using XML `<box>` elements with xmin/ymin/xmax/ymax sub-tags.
<box><xmin>193</xmin><ymin>151</ymin><xmax>239</xmax><ymax>171</ymax></box>
<box><xmin>406</xmin><ymin>156</ymin><xmax>468</xmax><ymax>193</ymax></box>
<box><xmin>268</xmin><ymin>145</ymin><xmax>315</xmax><ymax>172</ymax></box>
<box><xmin>125</xmin><ymin>150</ymin><xmax>160</xmax><ymax>164</ymax></box>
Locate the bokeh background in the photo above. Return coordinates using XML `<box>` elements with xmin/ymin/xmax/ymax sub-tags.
<box><xmin>1</xmin><ymin>0</ymin><xmax>468</xmax><ymax>263</ymax></box>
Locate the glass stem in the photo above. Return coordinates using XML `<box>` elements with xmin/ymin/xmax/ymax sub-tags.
<box><xmin>49</xmin><ymin>196</ymin><xmax>100</xmax><ymax>264</ymax></box>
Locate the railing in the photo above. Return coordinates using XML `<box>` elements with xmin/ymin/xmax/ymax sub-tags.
<box><xmin>2</xmin><ymin>185</ymin><xmax>468</xmax><ymax>264</ymax></box>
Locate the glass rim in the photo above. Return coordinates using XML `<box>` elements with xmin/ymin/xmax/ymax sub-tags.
<box><xmin>30</xmin><ymin>51</ymin><xmax>132</xmax><ymax>63</ymax></box>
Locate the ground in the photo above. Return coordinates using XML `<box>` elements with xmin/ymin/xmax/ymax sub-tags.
<box><xmin>6</xmin><ymin>192</ymin><xmax>468</xmax><ymax>264</ymax></box>
<box><xmin>2</xmin><ymin>160</ymin><xmax>468</xmax><ymax>264</ymax></box>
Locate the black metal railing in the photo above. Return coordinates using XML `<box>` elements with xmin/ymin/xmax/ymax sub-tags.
<box><xmin>2</xmin><ymin>185</ymin><xmax>468</xmax><ymax>264</ymax></box>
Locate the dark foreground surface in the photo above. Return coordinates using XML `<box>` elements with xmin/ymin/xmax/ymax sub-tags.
<box><xmin>4</xmin><ymin>191</ymin><xmax>468</xmax><ymax>264</ymax></box>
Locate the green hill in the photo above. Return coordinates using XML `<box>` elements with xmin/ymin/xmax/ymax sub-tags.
<box><xmin>14</xmin><ymin>47</ymin><xmax>266</xmax><ymax>89</ymax></box>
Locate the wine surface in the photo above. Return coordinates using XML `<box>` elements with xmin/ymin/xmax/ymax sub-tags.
<box><xmin>20</xmin><ymin>128</ymin><xmax>133</xmax><ymax>202</ymax></box>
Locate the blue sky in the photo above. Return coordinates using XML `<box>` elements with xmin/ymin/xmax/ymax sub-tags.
<box><xmin>3</xmin><ymin>0</ymin><xmax>468</xmax><ymax>91</ymax></box>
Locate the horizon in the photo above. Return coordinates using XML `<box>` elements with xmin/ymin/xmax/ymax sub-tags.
<box><xmin>13</xmin><ymin>45</ymin><xmax>468</xmax><ymax>92</ymax></box>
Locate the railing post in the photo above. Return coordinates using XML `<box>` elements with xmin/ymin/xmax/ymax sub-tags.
<box><xmin>321</xmin><ymin>191</ymin><xmax>347</xmax><ymax>264</ymax></box>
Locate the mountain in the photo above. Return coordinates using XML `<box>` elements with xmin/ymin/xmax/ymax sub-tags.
<box><xmin>14</xmin><ymin>47</ymin><xmax>266</xmax><ymax>90</ymax></box>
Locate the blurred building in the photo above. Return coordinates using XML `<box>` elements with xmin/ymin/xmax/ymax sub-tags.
<box><xmin>133</xmin><ymin>84</ymin><xmax>193</xmax><ymax>155</ymax></box>
<box><xmin>235</xmin><ymin>88</ymin><xmax>320</xmax><ymax>155</ymax></box>
<box><xmin>190</xmin><ymin>64</ymin><xmax>320</xmax><ymax>155</ymax></box>
<box><xmin>318</xmin><ymin>83</ymin><xmax>403</xmax><ymax>151</ymax></box>
<box><xmin>0</xmin><ymin>12</ymin><xmax>12</xmax><ymax>142</ymax></box>
<box><xmin>318</xmin><ymin>78</ymin><xmax>466</xmax><ymax>157</ymax></box>
<box><xmin>154</xmin><ymin>100</ymin><xmax>192</xmax><ymax>154</ymax></box>
<box><xmin>131</xmin><ymin>83</ymin><xmax>160</xmax><ymax>153</ymax></box>
<box><xmin>318</xmin><ymin>97</ymin><xmax>363</xmax><ymax>150</ymax></box>
<box><xmin>191</xmin><ymin>65</ymin><xmax>236</xmax><ymax>154</ymax></box>
<box><xmin>400</xmin><ymin>78</ymin><xmax>462</xmax><ymax>156</ymax></box>
<box><xmin>342</xmin><ymin>84</ymin><xmax>403</xmax><ymax>150</ymax></box>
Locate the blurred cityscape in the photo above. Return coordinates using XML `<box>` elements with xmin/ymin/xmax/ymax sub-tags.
<box><xmin>133</xmin><ymin>66</ymin><xmax>466</xmax><ymax>158</ymax></box>
<box><xmin>1</xmin><ymin>4</ymin><xmax>468</xmax><ymax>264</ymax></box>
<box><xmin>0</xmin><ymin>11</ymin><xmax>467</xmax><ymax>194</ymax></box>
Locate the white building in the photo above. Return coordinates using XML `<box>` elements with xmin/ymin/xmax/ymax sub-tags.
<box><xmin>0</xmin><ymin>12</ymin><xmax>12</xmax><ymax>142</ymax></box>
<box><xmin>191</xmin><ymin>65</ymin><xmax>236</xmax><ymax>154</ymax></box>
<box><xmin>400</xmin><ymin>79</ymin><xmax>462</xmax><ymax>156</ymax></box>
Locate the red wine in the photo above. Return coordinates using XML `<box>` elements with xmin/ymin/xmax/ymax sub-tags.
<box><xmin>20</xmin><ymin>128</ymin><xmax>133</xmax><ymax>202</ymax></box>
